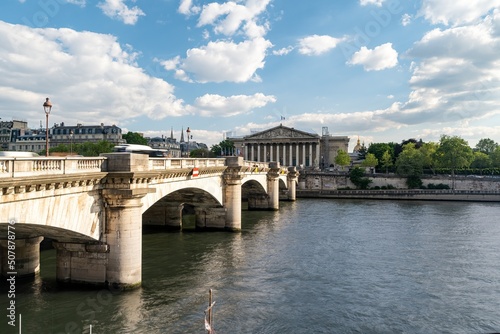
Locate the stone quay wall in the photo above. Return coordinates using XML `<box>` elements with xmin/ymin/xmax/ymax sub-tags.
<box><xmin>297</xmin><ymin>172</ymin><xmax>500</xmax><ymax>202</ymax></box>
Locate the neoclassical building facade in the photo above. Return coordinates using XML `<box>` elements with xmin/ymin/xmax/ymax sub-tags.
<box><xmin>230</xmin><ymin>125</ymin><xmax>349</xmax><ymax>168</ymax></box>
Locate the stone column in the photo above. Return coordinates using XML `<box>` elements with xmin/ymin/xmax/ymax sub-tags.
<box><xmin>276</xmin><ymin>143</ymin><xmax>280</xmax><ymax>164</ymax></box>
<box><xmin>257</xmin><ymin>144</ymin><xmax>261</xmax><ymax>162</ymax></box>
<box><xmin>295</xmin><ymin>144</ymin><xmax>299</xmax><ymax>166</ymax></box>
<box><xmin>270</xmin><ymin>143</ymin><xmax>274</xmax><ymax>161</ymax></box>
<box><xmin>286</xmin><ymin>167</ymin><xmax>299</xmax><ymax>201</ymax></box>
<box><xmin>0</xmin><ymin>236</ymin><xmax>44</xmax><ymax>278</ymax></box>
<box><xmin>251</xmin><ymin>143</ymin><xmax>255</xmax><ymax>161</ymax></box>
<box><xmin>223</xmin><ymin>157</ymin><xmax>244</xmax><ymax>231</ymax></box>
<box><xmin>309</xmin><ymin>143</ymin><xmax>313</xmax><ymax>167</ymax></box>
<box><xmin>302</xmin><ymin>143</ymin><xmax>306</xmax><ymax>167</ymax></box>
<box><xmin>289</xmin><ymin>144</ymin><xmax>293</xmax><ymax>166</ymax></box>
<box><xmin>316</xmin><ymin>143</ymin><xmax>320</xmax><ymax>167</ymax></box>
<box><xmin>267</xmin><ymin>162</ymin><xmax>281</xmax><ymax>210</ymax></box>
<box><xmin>264</xmin><ymin>144</ymin><xmax>267</xmax><ymax>162</ymax></box>
<box><xmin>283</xmin><ymin>143</ymin><xmax>287</xmax><ymax>166</ymax></box>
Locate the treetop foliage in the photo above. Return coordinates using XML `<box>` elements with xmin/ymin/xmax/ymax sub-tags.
<box><xmin>123</xmin><ymin>132</ymin><xmax>148</xmax><ymax>145</ymax></box>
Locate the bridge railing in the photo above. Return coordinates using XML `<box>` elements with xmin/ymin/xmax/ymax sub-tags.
<box><xmin>148</xmin><ymin>158</ymin><xmax>227</xmax><ymax>170</ymax></box>
<box><xmin>0</xmin><ymin>157</ymin><xmax>106</xmax><ymax>178</ymax></box>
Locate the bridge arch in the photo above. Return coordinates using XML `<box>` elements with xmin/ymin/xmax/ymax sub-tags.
<box><xmin>142</xmin><ymin>187</ymin><xmax>224</xmax><ymax>230</ymax></box>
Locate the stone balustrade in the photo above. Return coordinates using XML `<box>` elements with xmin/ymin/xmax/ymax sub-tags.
<box><xmin>0</xmin><ymin>156</ymin><xmax>275</xmax><ymax>178</ymax></box>
<box><xmin>148</xmin><ymin>158</ymin><xmax>227</xmax><ymax>170</ymax></box>
<box><xmin>0</xmin><ymin>157</ymin><xmax>107</xmax><ymax>178</ymax></box>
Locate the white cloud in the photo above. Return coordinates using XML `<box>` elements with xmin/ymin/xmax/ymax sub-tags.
<box><xmin>178</xmin><ymin>0</ymin><xmax>200</xmax><ymax>16</ymax></box>
<box><xmin>419</xmin><ymin>0</ymin><xmax>500</xmax><ymax>26</ymax></box>
<box><xmin>401</xmin><ymin>13</ymin><xmax>412</xmax><ymax>26</ymax></box>
<box><xmin>0</xmin><ymin>21</ymin><xmax>186</xmax><ymax>126</ymax></box>
<box><xmin>348</xmin><ymin>43</ymin><xmax>398</xmax><ymax>71</ymax></box>
<box><xmin>193</xmin><ymin>93</ymin><xmax>277</xmax><ymax>117</ymax></box>
<box><xmin>298</xmin><ymin>35</ymin><xmax>344</xmax><ymax>56</ymax></box>
<box><xmin>381</xmin><ymin>13</ymin><xmax>500</xmax><ymax>127</ymax></box>
<box><xmin>97</xmin><ymin>0</ymin><xmax>145</xmax><ymax>25</ymax></box>
<box><xmin>66</xmin><ymin>0</ymin><xmax>86</xmax><ymax>6</ymax></box>
<box><xmin>359</xmin><ymin>0</ymin><xmax>385</xmax><ymax>7</ymax></box>
<box><xmin>197</xmin><ymin>0</ymin><xmax>271</xmax><ymax>38</ymax></box>
<box><xmin>162</xmin><ymin>38</ymin><xmax>273</xmax><ymax>83</ymax></box>
<box><xmin>272</xmin><ymin>46</ymin><xmax>294</xmax><ymax>56</ymax></box>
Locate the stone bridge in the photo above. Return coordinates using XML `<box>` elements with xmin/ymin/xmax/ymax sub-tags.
<box><xmin>0</xmin><ymin>154</ymin><xmax>298</xmax><ymax>288</ymax></box>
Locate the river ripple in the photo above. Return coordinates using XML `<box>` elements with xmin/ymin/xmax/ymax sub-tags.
<box><xmin>1</xmin><ymin>199</ymin><xmax>500</xmax><ymax>333</ymax></box>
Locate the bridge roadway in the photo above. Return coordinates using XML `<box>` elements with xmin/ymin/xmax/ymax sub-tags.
<box><xmin>0</xmin><ymin>154</ymin><xmax>298</xmax><ymax>288</ymax></box>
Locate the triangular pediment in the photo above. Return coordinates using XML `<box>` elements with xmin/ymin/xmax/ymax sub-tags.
<box><xmin>245</xmin><ymin>125</ymin><xmax>319</xmax><ymax>140</ymax></box>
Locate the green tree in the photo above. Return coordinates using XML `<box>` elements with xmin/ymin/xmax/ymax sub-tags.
<box><xmin>357</xmin><ymin>142</ymin><xmax>368</xmax><ymax>160</ymax></box>
<box><xmin>380</xmin><ymin>150</ymin><xmax>393</xmax><ymax>174</ymax></box>
<box><xmin>189</xmin><ymin>148</ymin><xmax>213</xmax><ymax>158</ymax></box>
<box><xmin>396</xmin><ymin>143</ymin><xmax>423</xmax><ymax>188</ymax></box>
<box><xmin>492</xmin><ymin>146</ymin><xmax>500</xmax><ymax>168</ymax></box>
<box><xmin>49</xmin><ymin>141</ymin><xmax>114</xmax><ymax>156</ymax></box>
<box><xmin>335</xmin><ymin>149</ymin><xmax>351</xmax><ymax>168</ymax></box>
<box><xmin>361</xmin><ymin>153</ymin><xmax>378</xmax><ymax>168</ymax></box>
<box><xmin>470</xmin><ymin>151</ymin><xmax>492</xmax><ymax>171</ymax></box>
<box><xmin>420</xmin><ymin>142</ymin><xmax>438</xmax><ymax>174</ymax></box>
<box><xmin>349</xmin><ymin>166</ymin><xmax>372</xmax><ymax>189</ymax></box>
<box><xmin>475</xmin><ymin>138</ymin><xmax>498</xmax><ymax>155</ymax></box>
<box><xmin>434</xmin><ymin>135</ymin><xmax>474</xmax><ymax>176</ymax></box>
<box><xmin>123</xmin><ymin>132</ymin><xmax>148</xmax><ymax>145</ymax></box>
<box><xmin>367</xmin><ymin>143</ymin><xmax>394</xmax><ymax>169</ymax></box>
<box><xmin>210</xmin><ymin>140</ymin><xmax>235</xmax><ymax>157</ymax></box>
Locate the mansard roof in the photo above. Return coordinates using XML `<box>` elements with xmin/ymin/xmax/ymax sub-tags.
<box><xmin>243</xmin><ymin>125</ymin><xmax>320</xmax><ymax>140</ymax></box>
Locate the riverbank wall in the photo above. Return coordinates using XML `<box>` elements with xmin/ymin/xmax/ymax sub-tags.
<box><xmin>297</xmin><ymin>173</ymin><xmax>500</xmax><ymax>202</ymax></box>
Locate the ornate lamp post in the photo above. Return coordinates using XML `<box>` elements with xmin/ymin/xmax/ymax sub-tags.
<box><xmin>186</xmin><ymin>127</ymin><xmax>191</xmax><ymax>157</ymax></box>
<box><xmin>43</xmin><ymin>98</ymin><xmax>52</xmax><ymax>157</ymax></box>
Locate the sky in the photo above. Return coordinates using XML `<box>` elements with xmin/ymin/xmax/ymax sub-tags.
<box><xmin>1</xmin><ymin>0</ymin><xmax>500</xmax><ymax>150</ymax></box>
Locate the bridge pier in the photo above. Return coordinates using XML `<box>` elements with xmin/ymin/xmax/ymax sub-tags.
<box><xmin>101</xmin><ymin>153</ymin><xmax>154</xmax><ymax>289</ymax></box>
<box><xmin>267</xmin><ymin>162</ymin><xmax>281</xmax><ymax>210</ymax></box>
<box><xmin>286</xmin><ymin>166</ymin><xmax>299</xmax><ymax>201</ymax></box>
<box><xmin>143</xmin><ymin>202</ymin><xmax>183</xmax><ymax>230</ymax></box>
<box><xmin>103</xmin><ymin>191</ymin><xmax>149</xmax><ymax>289</ymax></box>
<box><xmin>194</xmin><ymin>206</ymin><xmax>227</xmax><ymax>230</ymax></box>
<box><xmin>53</xmin><ymin>242</ymin><xmax>108</xmax><ymax>285</ymax></box>
<box><xmin>223</xmin><ymin>157</ymin><xmax>245</xmax><ymax>231</ymax></box>
<box><xmin>246</xmin><ymin>162</ymin><xmax>281</xmax><ymax>211</ymax></box>
<box><xmin>0</xmin><ymin>236</ymin><xmax>43</xmax><ymax>278</ymax></box>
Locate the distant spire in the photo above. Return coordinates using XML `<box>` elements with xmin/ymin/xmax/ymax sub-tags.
<box><xmin>180</xmin><ymin>126</ymin><xmax>185</xmax><ymax>142</ymax></box>
<box><xmin>170</xmin><ymin>127</ymin><xmax>174</xmax><ymax>140</ymax></box>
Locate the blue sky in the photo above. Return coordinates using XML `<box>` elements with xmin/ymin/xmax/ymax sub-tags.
<box><xmin>1</xmin><ymin>0</ymin><xmax>500</xmax><ymax>150</ymax></box>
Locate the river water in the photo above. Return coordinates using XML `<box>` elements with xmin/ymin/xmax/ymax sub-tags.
<box><xmin>2</xmin><ymin>199</ymin><xmax>500</xmax><ymax>334</ymax></box>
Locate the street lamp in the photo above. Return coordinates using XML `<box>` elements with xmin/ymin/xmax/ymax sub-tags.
<box><xmin>43</xmin><ymin>98</ymin><xmax>52</xmax><ymax>157</ymax></box>
<box><xmin>69</xmin><ymin>130</ymin><xmax>74</xmax><ymax>155</ymax></box>
<box><xmin>186</xmin><ymin>127</ymin><xmax>191</xmax><ymax>157</ymax></box>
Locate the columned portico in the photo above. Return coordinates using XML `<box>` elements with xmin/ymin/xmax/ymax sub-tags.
<box><xmin>231</xmin><ymin>125</ymin><xmax>326</xmax><ymax>168</ymax></box>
